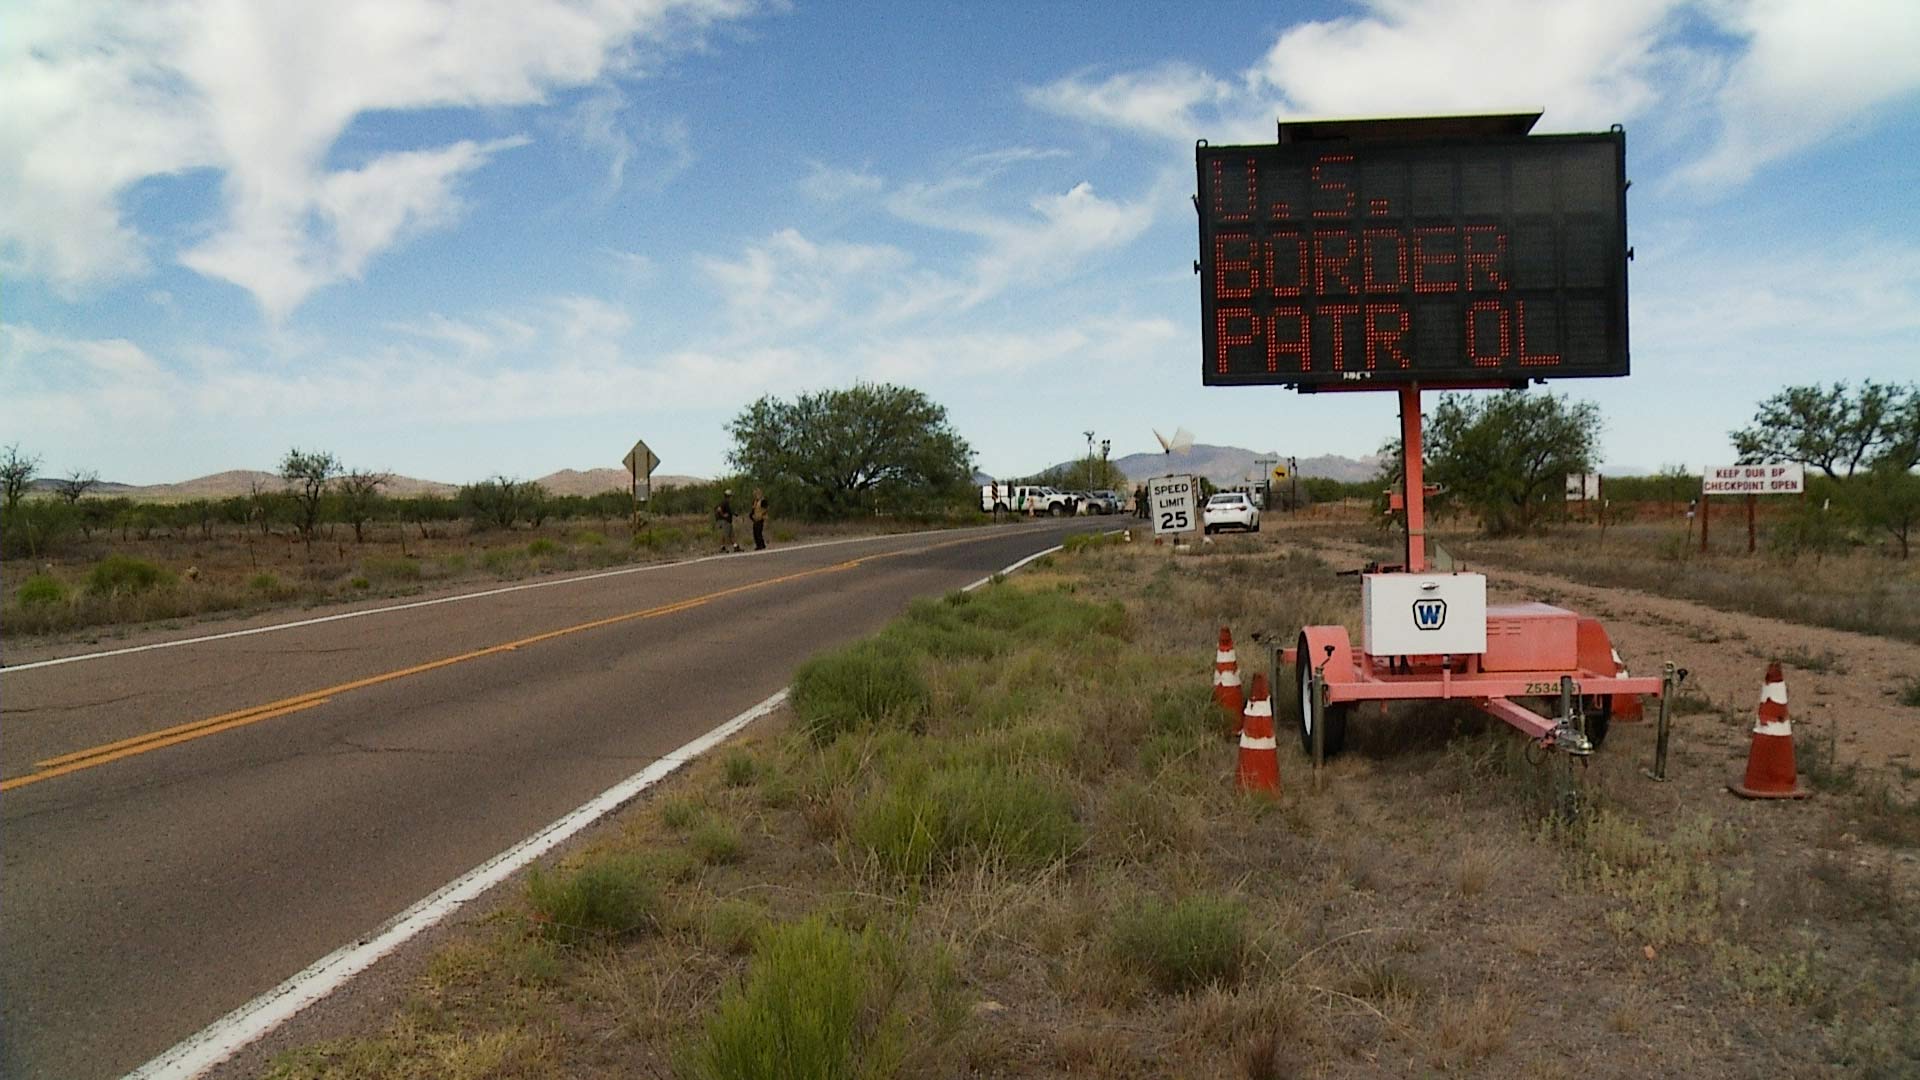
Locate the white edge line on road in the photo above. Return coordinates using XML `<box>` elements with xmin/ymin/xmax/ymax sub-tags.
<box><xmin>7</xmin><ymin>523</ymin><xmax>1038</xmax><ymax>674</ymax></box>
<box><xmin>122</xmin><ymin>539</ymin><xmax>1067</xmax><ymax>1080</ymax></box>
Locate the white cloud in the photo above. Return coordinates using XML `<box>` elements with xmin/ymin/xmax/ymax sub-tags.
<box><xmin>886</xmin><ymin>179</ymin><xmax>1156</xmax><ymax>308</ymax></box>
<box><xmin>1025</xmin><ymin>64</ymin><xmax>1235</xmax><ymax>141</ymax></box>
<box><xmin>1634</xmin><ymin>236</ymin><xmax>1920</xmax><ymax>379</ymax></box>
<box><xmin>0</xmin><ymin>0</ymin><xmax>756</xmax><ymax>316</ymax></box>
<box><xmin>798</xmin><ymin>162</ymin><xmax>885</xmax><ymax>202</ymax></box>
<box><xmin>1249</xmin><ymin>0</ymin><xmax>1681</xmax><ymax>130</ymax></box>
<box><xmin>697</xmin><ymin>229</ymin><xmax>911</xmax><ymax>332</ymax></box>
<box><xmin>1028</xmin><ymin>0</ymin><xmax>1920</xmax><ymax>193</ymax></box>
<box><xmin>1678</xmin><ymin>0</ymin><xmax>1920</xmax><ymax>186</ymax></box>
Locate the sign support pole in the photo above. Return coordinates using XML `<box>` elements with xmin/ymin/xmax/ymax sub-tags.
<box><xmin>1746</xmin><ymin>493</ymin><xmax>1756</xmax><ymax>554</ymax></box>
<box><xmin>1399</xmin><ymin>385</ymin><xmax>1427</xmax><ymax>573</ymax></box>
<box><xmin>1699</xmin><ymin>490</ymin><xmax>1709</xmax><ymax>554</ymax></box>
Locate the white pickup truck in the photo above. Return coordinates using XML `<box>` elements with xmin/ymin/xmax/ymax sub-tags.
<box><xmin>980</xmin><ymin>484</ymin><xmax>1078</xmax><ymax>516</ymax></box>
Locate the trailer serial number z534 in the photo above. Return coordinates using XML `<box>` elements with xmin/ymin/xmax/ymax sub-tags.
<box><xmin>1196</xmin><ymin>129</ymin><xmax>1628</xmax><ymax>388</ymax></box>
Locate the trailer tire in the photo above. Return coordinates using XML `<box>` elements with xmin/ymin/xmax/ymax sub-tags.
<box><xmin>1580</xmin><ymin>695</ymin><xmax>1613</xmax><ymax>750</ymax></box>
<box><xmin>1295</xmin><ymin>633</ymin><xmax>1349</xmax><ymax>757</ymax></box>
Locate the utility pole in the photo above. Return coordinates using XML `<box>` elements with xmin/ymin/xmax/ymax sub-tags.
<box><xmin>1100</xmin><ymin>439</ymin><xmax>1110</xmax><ymax>491</ymax></box>
<box><xmin>1289</xmin><ymin>456</ymin><xmax>1298</xmax><ymax>513</ymax></box>
<box><xmin>1083</xmin><ymin>430</ymin><xmax>1096</xmax><ymax>490</ymax></box>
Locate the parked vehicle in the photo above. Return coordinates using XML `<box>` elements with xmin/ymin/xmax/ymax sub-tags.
<box><xmin>1202</xmin><ymin>491</ymin><xmax>1261</xmax><ymax>533</ymax></box>
<box><xmin>981</xmin><ymin>484</ymin><xmax>1079</xmax><ymax>516</ymax></box>
<box><xmin>1078</xmin><ymin>490</ymin><xmax>1122</xmax><ymax>515</ymax></box>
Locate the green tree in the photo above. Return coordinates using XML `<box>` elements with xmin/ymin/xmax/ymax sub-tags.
<box><xmin>1847</xmin><ymin>462</ymin><xmax>1920</xmax><ymax>559</ymax></box>
<box><xmin>54</xmin><ymin>468</ymin><xmax>100</xmax><ymax>504</ymax></box>
<box><xmin>1406</xmin><ymin>390</ymin><xmax>1601</xmax><ymax>536</ymax></box>
<box><xmin>726</xmin><ymin>383</ymin><xmax>973</xmax><ymax>517</ymax></box>
<box><xmin>1731</xmin><ymin>381</ymin><xmax>1911</xmax><ymax>479</ymax></box>
<box><xmin>460</xmin><ymin>476</ymin><xmax>537</xmax><ymax>529</ymax></box>
<box><xmin>281</xmin><ymin>449</ymin><xmax>341</xmax><ymax>540</ymax></box>
<box><xmin>1</xmin><ymin>443</ymin><xmax>40</xmax><ymax>511</ymax></box>
<box><xmin>336</xmin><ymin>470</ymin><xmax>392</xmax><ymax>543</ymax></box>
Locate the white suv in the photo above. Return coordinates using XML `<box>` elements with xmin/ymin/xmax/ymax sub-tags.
<box><xmin>1203</xmin><ymin>492</ymin><xmax>1261</xmax><ymax>533</ymax></box>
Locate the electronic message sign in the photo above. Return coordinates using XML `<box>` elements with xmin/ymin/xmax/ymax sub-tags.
<box><xmin>1196</xmin><ymin>131</ymin><xmax>1627</xmax><ymax>389</ymax></box>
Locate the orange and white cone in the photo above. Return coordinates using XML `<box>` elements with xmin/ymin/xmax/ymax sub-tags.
<box><xmin>1236</xmin><ymin>674</ymin><xmax>1281</xmax><ymax>794</ymax></box>
<box><xmin>1212</xmin><ymin>627</ymin><xmax>1244</xmax><ymax>730</ymax></box>
<box><xmin>1729</xmin><ymin>662</ymin><xmax>1810</xmax><ymax>800</ymax></box>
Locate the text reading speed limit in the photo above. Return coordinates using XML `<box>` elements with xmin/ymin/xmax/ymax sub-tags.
<box><xmin>1149</xmin><ymin>475</ymin><xmax>1197</xmax><ymax>536</ymax></box>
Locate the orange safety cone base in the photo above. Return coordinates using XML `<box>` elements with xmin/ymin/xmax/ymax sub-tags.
<box><xmin>1728</xmin><ymin>779</ymin><xmax>1811</xmax><ymax>799</ymax></box>
<box><xmin>1237</xmin><ymin>758</ymin><xmax>1280</xmax><ymax>794</ymax></box>
<box><xmin>1611</xmin><ymin>694</ymin><xmax>1646</xmax><ymax>723</ymax></box>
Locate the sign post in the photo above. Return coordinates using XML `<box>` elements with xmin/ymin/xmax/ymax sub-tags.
<box><xmin>1149</xmin><ymin>474</ymin><xmax>1198</xmax><ymax>544</ymax></box>
<box><xmin>623</xmin><ymin>439</ymin><xmax>661</xmax><ymax>525</ymax></box>
<box><xmin>1700</xmin><ymin>464</ymin><xmax>1804</xmax><ymax>554</ymax></box>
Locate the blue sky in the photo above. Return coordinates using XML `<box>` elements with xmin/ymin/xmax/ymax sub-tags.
<box><xmin>4</xmin><ymin>0</ymin><xmax>1918</xmax><ymax>486</ymax></box>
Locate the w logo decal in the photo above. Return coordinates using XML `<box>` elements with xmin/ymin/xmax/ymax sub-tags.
<box><xmin>1412</xmin><ymin>598</ymin><xmax>1447</xmax><ymax>630</ymax></box>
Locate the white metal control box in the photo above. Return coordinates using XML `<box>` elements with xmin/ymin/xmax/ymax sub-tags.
<box><xmin>1362</xmin><ymin>573</ymin><xmax>1487</xmax><ymax>657</ymax></box>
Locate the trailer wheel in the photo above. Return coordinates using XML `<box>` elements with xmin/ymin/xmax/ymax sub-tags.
<box><xmin>1580</xmin><ymin>695</ymin><xmax>1613</xmax><ymax>749</ymax></box>
<box><xmin>1295</xmin><ymin>633</ymin><xmax>1349</xmax><ymax>757</ymax></box>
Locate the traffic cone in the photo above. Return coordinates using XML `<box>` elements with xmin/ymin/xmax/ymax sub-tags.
<box><xmin>1237</xmin><ymin>674</ymin><xmax>1280</xmax><ymax>794</ymax></box>
<box><xmin>1729</xmin><ymin>662</ymin><xmax>1810</xmax><ymax>800</ymax></box>
<box><xmin>1212</xmin><ymin>627</ymin><xmax>1244</xmax><ymax>731</ymax></box>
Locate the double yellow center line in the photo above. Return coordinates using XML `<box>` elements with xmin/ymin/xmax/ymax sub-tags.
<box><xmin>2</xmin><ymin>541</ymin><xmax>965</xmax><ymax>793</ymax></box>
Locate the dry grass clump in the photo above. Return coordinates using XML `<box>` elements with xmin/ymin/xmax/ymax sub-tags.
<box><xmin>523</xmin><ymin>853</ymin><xmax>661</xmax><ymax>947</ymax></box>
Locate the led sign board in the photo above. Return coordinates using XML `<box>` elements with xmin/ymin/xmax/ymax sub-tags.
<box><xmin>1196</xmin><ymin>131</ymin><xmax>1628</xmax><ymax>389</ymax></box>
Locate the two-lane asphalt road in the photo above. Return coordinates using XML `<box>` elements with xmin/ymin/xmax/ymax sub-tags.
<box><xmin>1</xmin><ymin>520</ymin><xmax>1092</xmax><ymax>1078</ymax></box>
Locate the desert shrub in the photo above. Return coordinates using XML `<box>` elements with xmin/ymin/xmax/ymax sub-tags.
<box><xmin>680</xmin><ymin>918</ymin><xmax>905</xmax><ymax>1080</ymax></box>
<box><xmin>16</xmin><ymin>574</ymin><xmax>68</xmax><ymax>610</ymax></box>
<box><xmin>573</xmin><ymin>529</ymin><xmax>608</xmax><ymax>547</ymax></box>
<box><xmin>660</xmin><ymin>798</ymin><xmax>702</xmax><ymax>831</ymax></box>
<box><xmin>1899</xmin><ymin>676</ymin><xmax>1920</xmax><ymax>709</ymax></box>
<box><xmin>358</xmin><ymin>555</ymin><xmax>421</xmax><ymax>583</ymax></box>
<box><xmin>248</xmin><ymin>572</ymin><xmax>281</xmax><ymax>592</ymax></box>
<box><xmin>480</xmin><ymin>547</ymin><xmax>526</xmax><ymax>574</ymax></box>
<box><xmin>524</xmin><ymin>853</ymin><xmax>659</xmax><ymax>947</ymax></box>
<box><xmin>348</xmin><ymin>577</ymin><xmax>371</xmax><ymax>590</ymax></box>
<box><xmin>86</xmin><ymin>555</ymin><xmax>173</xmax><ymax>596</ymax></box>
<box><xmin>721</xmin><ymin>750</ymin><xmax>759</xmax><ymax>788</ymax></box>
<box><xmin>1107</xmin><ymin>895</ymin><xmax>1248</xmax><ymax>993</ymax></box>
<box><xmin>700</xmin><ymin>898</ymin><xmax>768</xmax><ymax>956</ymax></box>
<box><xmin>633</xmin><ymin>526</ymin><xmax>688</xmax><ymax>551</ymax></box>
<box><xmin>690</xmin><ymin>820</ymin><xmax>744</xmax><ymax>865</ymax></box>
<box><xmin>792</xmin><ymin>641</ymin><xmax>929</xmax><ymax>745</ymax></box>
<box><xmin>854</xmin><ymin>763</ymin><xmax>1079</xmax><ymax>880</ymax></box>
<box><xmin>526</xmin><ymin>538</ymin><xmax>559</xmax><ymax>558</ymax></box>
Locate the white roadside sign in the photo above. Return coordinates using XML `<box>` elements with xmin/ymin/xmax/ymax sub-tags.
<box><xmin>1703</xmin><ymin>463</ymin><xmax>1804</xmax><ymax>495</ymax></box>
<box><xmin>1149</xmin><ymin>474</ymin><xmax>1197</xmax><ymax>536</ymax></box>
<box><xmin>1565</xmin><ymin>472</ymin><xmax>1601</xmax><ymax>500</ymax></box>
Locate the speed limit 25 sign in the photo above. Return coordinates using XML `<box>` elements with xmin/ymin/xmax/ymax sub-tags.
<box><xmin>1149</xmin><ymin>475</ymin><xmax>1197</xmax><ymax>536</ymax></box>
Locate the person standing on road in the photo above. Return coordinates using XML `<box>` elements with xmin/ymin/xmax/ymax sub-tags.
<box><xmin>715</xmin><ymin>489</ymin><xmax>738</xmax><ymax>552</ymax></box>
<box><xmin>750</xmin><ymin>489</ymin><xmax>770</xmax><ymax>551</ymax></box>
<box><xmin>1135</xmin><ymin>484</ymin><xmax>1149</xmax><ymax>519</ymax></box>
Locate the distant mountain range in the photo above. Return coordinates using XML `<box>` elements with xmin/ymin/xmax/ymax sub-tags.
<box><xmin>30</xmin><ymin>468</ymin><xmax>705</xmax><ymax>502</ymax></box>
<box><xmin>988</xmin><ymin>445</ymin><xmax>1385</xmax><ymax>488</ymax></box>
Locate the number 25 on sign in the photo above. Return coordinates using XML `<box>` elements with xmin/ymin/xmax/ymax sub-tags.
<box><xmin>1149</xmin><ymin>475</ymin><xmax>1196</xmax><ymax>537</ymax></box>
